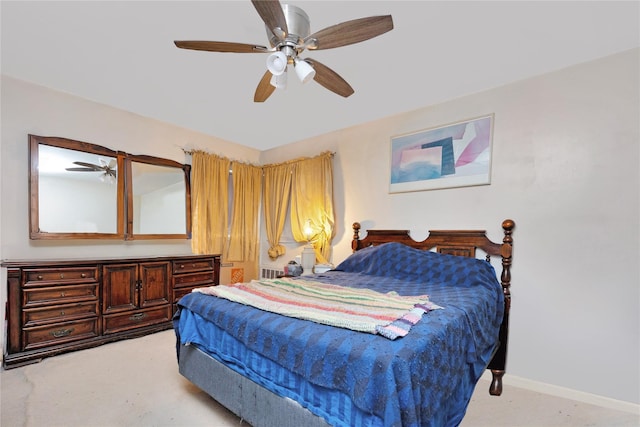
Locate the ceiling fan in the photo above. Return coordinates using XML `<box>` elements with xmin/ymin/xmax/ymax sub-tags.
<box><xmin>66</xmin><ymin>159</ymin><xmax>117</xmax><ymax>182</ymax></box>
<box><xmin>174</xmin><ymin>0</ymin><xmax>393</xmax><ymax>102</ymax></box>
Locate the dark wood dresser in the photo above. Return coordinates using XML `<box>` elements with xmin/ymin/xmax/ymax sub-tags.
<box><xmin>3</xmin><ymin>254</ymin><xmax>220</xmax><ymax>368</ymax></box>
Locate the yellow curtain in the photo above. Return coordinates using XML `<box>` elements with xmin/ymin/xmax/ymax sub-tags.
<box><xmin>227</xmin><ymin>162</ymin><xmax>262</xmax><ymax>262</ymax></box>
<box><xmin>290</xmin><ymin>152</ymin><xmax>335</xmax><ymax>264</ymax></box>
<box><xmin>190</xmin><ymin>149</ymin><xmax>335</xmax><ymax>265</ymax></box>
<box><xmin>262</xmin><ymin>162</ymin><xmax>293</xmax><ymax>260</ymax></box>
<box><xmin>190</xmin><ymin>151</ymin><xmax>230</xmax><ymax>255</ymax></box>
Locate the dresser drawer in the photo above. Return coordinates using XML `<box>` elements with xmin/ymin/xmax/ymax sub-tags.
<box><xmin>172</xmin><ymin>288</ymin><xmax>193</xmax><ymax>314</ymax></box>
<box><xmin>24</xmin><ymin>267</ymin><xmax>98</xmax><ymax>286</ymax></box>
<box><xmin>173</xmin><ymin>287</ymin><xmax>196</xmax><ymax>303</ymax></box>
<box><xmin>23</xmin><ymin>318</ymin><xmax>99</xmax><ymax>351</ymax></box>
<box><xmin>23</xmin><ymin>302</ymin><xmax>99</xmax><ymax>327</ymax></box>
<box><xmin>173</xmin><ymin>271</ymin><xmax>215</xmax><ymax>288</ymax></box>
<box><xmin>102</xmin><ymin>306</ymin><xmax>172</xmax><ymax>335</ymax></box>
<box><xmin>172</xmin><ymin>259</ymin><xmax>214</xmax><ymax>274</ymax></box>
<box><xmin>23</xmin><ymin>284</ymin><xmax>98</xmax><ymax>307</ymax></box>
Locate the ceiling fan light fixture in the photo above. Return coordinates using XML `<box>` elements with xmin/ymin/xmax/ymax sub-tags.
<box><xmin>266</xmin><ymin>51</ymin><xmax>288</xmax><ymax>75</ymax></box>
<box><xmin>294</xmin><ymin>58</ymin><xmax>315</xmax><ymax>84</ymax></box>
<box><xmin>270</xmin><ymin>70</ymin><xmax>288</xmax><ymax>89</ymax></box>
<box><xmin>100</xmin><ymin>172</ymin><xmax>116</xmax><ymax>185</ymax></box>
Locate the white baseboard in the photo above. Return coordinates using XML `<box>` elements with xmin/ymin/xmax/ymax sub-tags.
<box><xmin>480</xmin><ymin>371</ymin><xmax>640</xmax><ymax>415</ymax></box>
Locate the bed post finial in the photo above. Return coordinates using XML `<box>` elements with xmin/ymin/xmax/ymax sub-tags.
<box><xmin>502</xmin><ymin>219</ymin><xmax>515</xmax><ymax>236</ymax></box>
<box><xmin>351</xmin><ymin>222</ymin><xmax>361</xmax><ymax>252</ymax></box>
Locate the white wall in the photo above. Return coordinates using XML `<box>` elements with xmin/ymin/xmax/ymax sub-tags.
<box><xmin>260</xmin><ymin>49</ymin><xmax>640</xmax><ymax>405</ymax></box>
<box><xmin>0</xmin><ymin>75</ymin><xmax>261</xmax><ymax>351</ymax></box>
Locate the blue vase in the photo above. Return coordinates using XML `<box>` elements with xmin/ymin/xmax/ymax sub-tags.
<box><xmin>287</xmin><ymin>261</ymin><xmax>303</xmax><ymax>276</ymax></box>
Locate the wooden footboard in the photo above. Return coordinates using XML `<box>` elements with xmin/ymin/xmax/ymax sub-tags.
<box><xmin>351</xmin><ymin>219</ymin><xmax>515</xmax><ymax>396</ymax></box>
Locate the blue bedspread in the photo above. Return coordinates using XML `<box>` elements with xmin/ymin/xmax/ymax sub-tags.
<box><xmin>175</xmin><ymin>243</ymin><xmax>504</xmax><ymax>427</ymax></box>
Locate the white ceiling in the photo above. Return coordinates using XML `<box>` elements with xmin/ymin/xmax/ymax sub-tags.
<box><xmin>2</xmin><ymin>1</ymin><xmax>638</xmax><ymax>151</ymax></box>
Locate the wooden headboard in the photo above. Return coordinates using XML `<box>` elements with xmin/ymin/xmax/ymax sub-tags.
<box><xmin>351</xmin><ymin>219</ymin><xmax>515</xmax><ymax>396</ymax></box>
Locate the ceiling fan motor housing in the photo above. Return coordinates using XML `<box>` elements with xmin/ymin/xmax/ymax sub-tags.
<box><xmin>266</xmin><ymin>4</ymin><xmax>310</xmax><ymax>52</ymax></box>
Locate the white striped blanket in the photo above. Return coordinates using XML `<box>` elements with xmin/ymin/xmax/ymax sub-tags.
<box><xmin>194</xmin><ymin>277</ymin><xmax>442</xmax><ymax>340</ymax></box>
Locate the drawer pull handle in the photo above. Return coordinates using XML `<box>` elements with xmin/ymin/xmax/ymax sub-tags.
<box><xmin>60</xmin><ymin>292</ymin><xmax>66</xmax><ymax>297</ymax></box>
<box><xmin>60</xmin><ymin>274</ymin><xmax>64</xmax><ymax>279</ymax></box>
<box><xmin>37</xmin><ymin>275</ymin><xmax>43</xmax><ymax>280</ymax></box>
<box><xmin>60</xmin><ymin>311</ymin><xmax>65</xmax><ymax>316</ymax></box>
<box><xmin>51</xmin><ymin>328</ymin><xmax>74</xmax><ymax>338</ymax></box>
<box><xmin>129</xmin><ymin>313</ymin><xmax>147</xmax><ymax>321</ymax></box>
<box><xmin>179</xmin><ymin>264</ymin><xmax>185</xmax><ymax>269</ymax></box>
<box><xmin>81</xmin><ymin>273</ymin><xmax>86</xmax><ymax>278</ymax></box>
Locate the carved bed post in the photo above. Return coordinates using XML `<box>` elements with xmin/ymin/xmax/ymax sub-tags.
<box><xmin>488</xmin><ymin>219</ymin><xmax>515</xmax><ymax>396</ymax></box>
<box><xmin>351</xmin><ymin>222</ymin><xmax>361</xmax><ymax>252</ymax></box>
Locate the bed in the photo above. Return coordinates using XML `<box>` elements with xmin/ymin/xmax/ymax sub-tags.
<box><xmin>174</xmin><ymin>219</ymin><xmax>515</xmax><ymax>427</ymax></box>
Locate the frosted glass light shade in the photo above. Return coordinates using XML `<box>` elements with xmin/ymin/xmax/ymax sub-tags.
<box><xmin>295</xmin><ymin>59</ymin><xmax>316</xmax><ymax>84</ymax></box>
<box><xmin>266</xmin><ymin>51</ymin><xmax>287</xmax><ymax>75</ymax></box>
<box><xmin>270</xmin><ymin>71</ymin><xmax>287</xmax><ymax>89</ymax></box>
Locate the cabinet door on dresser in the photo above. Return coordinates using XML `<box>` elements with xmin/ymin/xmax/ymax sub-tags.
<box><xmin>139</xmin><ymin>262</ymin><xmax>173</xmax><ymax>307</ymax></box>
<box><xmin>102</xmin><ymin>261</ymin><xmax>171</xmax><ymax>334</ymax></box>
<box><xmin>102</xmin><ymin>263</ymin><xmax>138</xmax><ymax>313</ymax></box>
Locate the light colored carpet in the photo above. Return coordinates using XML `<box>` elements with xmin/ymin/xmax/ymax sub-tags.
<box><xmin>2</xmin><ymin>330</ymin><xmax>638</xmax><ymax>427</ymax></box>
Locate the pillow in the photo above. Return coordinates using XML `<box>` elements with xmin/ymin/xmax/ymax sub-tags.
<box><xmin>335</xmin><ymin>242</ymin><xmax>497</xmax><ymax>286</ymax></box>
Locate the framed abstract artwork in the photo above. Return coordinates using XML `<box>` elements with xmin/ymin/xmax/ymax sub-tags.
<box><xmin>389</xmin><ymin>114</ymin><xmax>494</xmax><ymax>193</ymax></box>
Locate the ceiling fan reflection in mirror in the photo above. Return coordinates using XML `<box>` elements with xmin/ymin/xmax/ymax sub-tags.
<box><xmin>65</xmin><ymin>159</ymin><xmax>117</xmax><ymax>184</ymax></box>
<box><xmin>174</xmin><ymin>0</ymin><xmax>393</xmax><ymax>102</ymax></box>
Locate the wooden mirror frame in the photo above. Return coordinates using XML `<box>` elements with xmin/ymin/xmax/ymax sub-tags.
<box><xmin>29</xmin><ymin>135</ymin><xmax>126</xmax><ymax>240</ymax></box>
<box><xmin>29</xmin><ymin>135</ymin><xmax>191</xmax><ymax>240</ymax></box>
<box><xmin>124</xmin><ymin>154</ymin><xmax>192</xmax><ymax>240</ymax></box>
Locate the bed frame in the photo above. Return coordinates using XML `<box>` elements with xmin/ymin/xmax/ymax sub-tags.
<box><xmin>351</xmin><ymin>219</ymin><xmax>515</xmax><ymax>396</ymax></box>
<box><xmin>178</xmin><ymin>219</ymin><xmax>515</xmax><ymax>426</ymax></box>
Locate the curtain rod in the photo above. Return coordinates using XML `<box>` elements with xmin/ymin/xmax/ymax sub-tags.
<box><xmin>181</xmin><ymin>148</ymin><xmax>335</xmax><ymax>162</ymax></box>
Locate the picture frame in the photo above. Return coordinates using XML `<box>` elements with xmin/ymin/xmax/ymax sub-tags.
<box><xmin>389</xmin><ymin>114</ymin><xmax>494</xmax><ymax>193</ymax></box>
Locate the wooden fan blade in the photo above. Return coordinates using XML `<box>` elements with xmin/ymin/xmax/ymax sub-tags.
<box><xmin>65</xmin><ymin>167</ymin><xmax>97</xmax><ymax>172</ymax></box>
<box><xmin>174</xmin><ymin>40</ymin><xmax>269</xmax><ymax>53</ymax></box>
<box><xmin>254</xmin><ymin>70</ymin><xmax>276</xmax><ymax>102</ymax></box>
<box><xmin>72</xmin><ymin>161</ymin><xmax>103</xmax><ymax>171</ymax></box>
<box><xmin>305</xmin><ymin>15</ymin><xmax>393</xmax><ymax>50</ymax></box>
<box><xmin>306</xmin><ymin>59</ymin><xmax>354</xmax><ymax>98</ymax></box>
<box><xmin>251</xmin><ymin>0</ymin><xmax>288</xmax><ymax>39</ymax></box>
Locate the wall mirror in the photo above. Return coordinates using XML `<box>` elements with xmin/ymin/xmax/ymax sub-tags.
<box><xmin>29</xmin><ymin>135</ymin><xmax>191</xmax><ymax>240</ymax></box>
<box><xmin>126</xmin><ymin>155</ymin><xmax>191</xmax><ymax>239</ymax></box>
